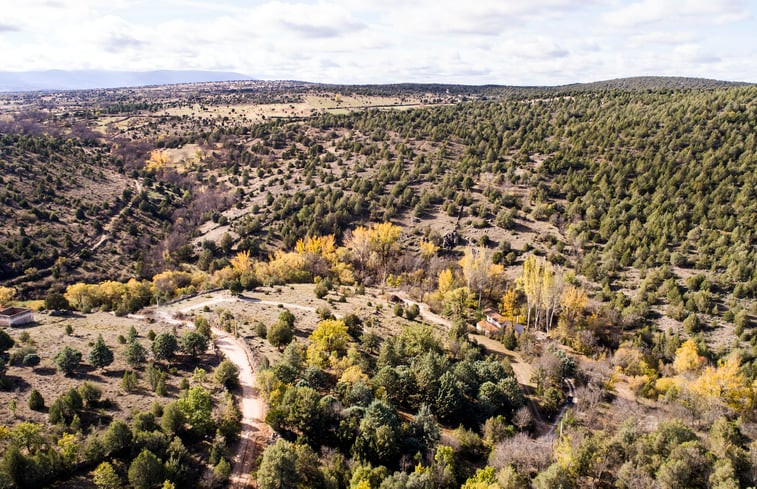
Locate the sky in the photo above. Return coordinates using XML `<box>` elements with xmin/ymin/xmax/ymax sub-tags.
<box><xmin>0</xmin><ymin>0</ymin><xmax>755</xmax><ymax>85</ymax></box>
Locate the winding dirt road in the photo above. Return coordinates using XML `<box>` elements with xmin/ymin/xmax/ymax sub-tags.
<box><xmin>393</xmin><ymin>291</ymin><xmax>452</xmax><ymax>329</ymax></box>
<box><xmin>211</xmin><ymin>327</ymin><xmax>266</xmax><ymax>488</ymax></box>
<box><xmin>158</xmin><ymin>292</ymin><xmax>350</xmax><ymax>487</ymax></box>
<box><xmin>156</xmin><ymin>299</ymin><xmax>270</xmax><ymax>488</ymax></box>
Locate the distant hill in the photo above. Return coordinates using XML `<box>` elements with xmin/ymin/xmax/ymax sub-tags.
<box><xmin>0</xmin><ymin>72</ymin><xmax>748</xmax><ymax>94</ymax></box>
<box><xmin>0</xmin><ymin>70</ymin><xmax>255</xmax><ymax>92</ymax></box>
<box><xmin>554</xmin><ymin>76</ymin><xmax>750</xmax><ymax>91</ymax></box>
<box><xmin>311</xmin><ymin>76</ymin><xmax>751</xmax><ymax>99</ymax></box>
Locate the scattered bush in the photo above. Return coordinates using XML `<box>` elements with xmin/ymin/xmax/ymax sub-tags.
<box><xmin>28</xmin><ymin>389</ymin><xmax>44</xmax><ymax>410</ymax></box>
<box><xmin>405</xmin><ymin>304</ymin><xmax>420</xmax><ymax>321</ymax></box>
<box><xmin>22</xmin><ymin>353</ymin><xmax>40</xmax><ymax>367</ymax></box>
<box><xmin>314</xmin><ymin>281</ymin><xmax>329</xmax><ymax>299</ymax></box>
<box><xmin>54</xmin><ymin>346</ymin><xmax>82</xmax><ymax>376</ymax></box>
<box><xmin>254</xmin><ymin>321</ymin><xmax>267</xmax><ymax>337</ymax></box>
<box><xmin>215</xmin><ymin>359</ymin><xmax>240</xmax><ymax>390</ymax></box>
<box><xmin>267</xmin><ymin>321</ymin><xmax>294</xmax><ymax>348</ymax></box>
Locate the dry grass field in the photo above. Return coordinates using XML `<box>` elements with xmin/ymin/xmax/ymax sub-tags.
<box><xmin>0</xmin><ymin>312</ymin><xmax>222</xmax><ymax>426</ymax></box>
<box><xmin>161</xmin><ymin>284</ymin><xmax>435</xmax><ymax>366</ymax></box>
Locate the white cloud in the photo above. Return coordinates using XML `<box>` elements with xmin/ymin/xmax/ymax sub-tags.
<box><xmin>601</xmin><ymin>0</ymin><xmax>751</xmax><ymax>28</ymax></box>
<box><xmin>0</xmin><ymin>0</ymin><xmax>754</xmax><ymax>83</ymax></box>
<box><xmin>627</xmin><ymin>31</ymin><xmax>700</xmax><ymax>47</ymax></box>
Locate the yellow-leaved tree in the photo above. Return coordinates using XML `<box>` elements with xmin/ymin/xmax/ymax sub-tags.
<box><xmin>500</xmin><ymin>288</ymin><xmax>519</xmax><ymax>327</ymax></box>
<box><xmin>145</xmin><ymin>150</ymin><xmax>169</xmax><ymax>172</ymax></box>
<box><xmin>230</xmin><ymin>250</ymin><xmax>253</xmax><ymax>274</ymax></box>
<box><xmin>152</xmin><ymin>270</ymin><xmax>192</xmax><ymax>298</ymax></box>
<box><xmin>521</xmin><ymin>255</ymin><xmax>541</xmax><ymax>329</ymax></box>
<box><xmin>460</xmin><ymin>247</ymin><xmax>487</xmax><ymax>292</ymax></box>
<box><xmin>124</xmin><ymin>278</ymin><xmax>153</xmax><ymax>309</ymax></box>
<box><xmin>690</xmin><ymin>354</ymin><xmax>755</xmax><ymax>413</ymax></box>
<box><xmin>294</xmin><ymin>234</ymin><xmax>352</xmax><ymax>282</ymax></box>
<box><xmin>346</xmin><ymin>222</ymin><xmax>402</xmax><ymax>282</ymax></box>
<box><xmin>672</xmin><ymin>339</ymin><xmax>704</xmax><ymax>375</ymax></box>
<box><xmin>560</xmin><ymin>286</ymin><xmax>588</xmax><ymax>327</ymax></box>
<box><xmin>346</xmin><ymin>226</ymin><xmax>371</xmax><ymax>277</ymax></box>
<box><xmin>339</xmin><ymin>365</ymin><xmax>369</xmax><ymax>386</ymax></box>
<box><xmin>295</xmin><ymin>234</ymin><xmax>337</xmax><ymax>259</ymax></box>
<box><xmin>460</xmin><ymin>247</ymin><xmax>507</xmax><ymax>308</ymax></box>
<box><xmin>306</xmin><ymin>319</ymin><xmax>350</xmax><ymax>368</ymax></box>
<box><xmin>419</xmin><ymin>239</ymin><xmax>439</xmax><ymax>261</ymax></box>
<box><xmin>541</xmin><ymin>261</ymin><xmax>564</xmax><ymax>331</ymax></box>
<box><xmin>0</xmin><ymin>286</ymin><xmax>16</xmax><ymax>307</ymax></box>
<box><xmin>97</xmin><ymin>281</ymin><xmax>127</xmax><ymax>310</ymax></box>
<box><xmin>255</xmin><ymin>251</ymin><xmax>307</xmax><ymax>286</ymax></box>
<box><xmin>368</xmin><ymin>222</ymin><xmax>402</xmax><ymax>282</ymax></box>
<box><xmin>65</xmin><ymin>283</ymin><xmax>98</xmax><ymax>311</ymax></box>
<box><xmin>519</xmin><ymin>256</ymin><xmax>564</xmax><ymax>331</ymax></box>
<box><xmin>437</xmin><ymin>269</ymin><xmax>455</xmax><ymax>296</ymax></box>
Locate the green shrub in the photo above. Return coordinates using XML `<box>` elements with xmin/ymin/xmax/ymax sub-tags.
<box><xmin>215</xmin><ymin>359</ymin><xmax>240</xmax><ymax>390</ymax></box>
<box><xmin>314</xmin><ymin>281</ymin><xmax>329</xmax><ymax>299</ymax></box>
<box><xmin>44</xmin><ymin>292</ymin><xmax>70</xmax><ymax>311</ymax></box>
<box><xmin>54</xmin><ymin>346</ymin><xmax>82</xmax><ymax>376</ymax></box>
<box><xmin>267</xmin><ymin>322</ymin><xmax>293</xmax><ymax>348</ymax></box>
<box><xmin>405</xmin><ymin>304</ymin><xmax>420</xmax><ymax>321</ymax></box>
<box><xmin>28</xmin><ymin>389</ymin><xmax>44</xmax><ymax>410</ymax></box>
<box><xmin>683</xmin><ymin>314</ymin><xmax>701</xmax><ymax>334</ymax></box>
<box><xmin>254</xmin><ymin>321</ymin><xmax>267</xmax><ymax>337</ymax></box>
<box><xmin>122</xmin><ymin>371</ymin><xmax>138</xmax><ymax>392</ymax></box>
<box><xmin>78</xmin><ymin>381</ymin><xmax>102</xmax><ymax>407</ymax></box>
<box><xmin>316</xmin><ymin>305</ymin><xmax>334</xmax><ymax>320</ymax></box>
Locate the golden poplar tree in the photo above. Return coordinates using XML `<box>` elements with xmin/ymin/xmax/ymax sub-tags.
<box><xmin>230</xmin><ymin>250</ymin><xmax>252</xmax><ymax>274</ymax></box>
<box><xmin>419</xmin><ymin>240</ymin><xmax>439</xmax><ymax>261</ymax></box>
<box><xmin>145</xmin><ymin>150</ymin><xmax>169</xmax><ymax>171</ymax></box>
<box><xmin>368</xmin><ymin>222</ymin><xmax>402</xmax><ymax>282</ymax></box>
<box><xmin>437</xmin><ymin>269</ymin><xmax>455</xmax><ymax>296</ymax></box>
<box><xmin>459</xmin><ymin>247</ymin><xmax>505</xmax><ymax>308</ymax></box>
<box><xmin>346</xmin><ymin>226</ymin><xmax>372</xmax><ymax>277</ymax></box>
<box><xmin>561</xmin><ymin>286</ymin><xmax>588</xmax><ymax>326</ymax></box>
<box><xmin>521</xmin><ymin>255</ymin><xmax>542</xmax><ymax>329</ymax></box>
<box><xmin>500</xmin><ymin>288</ymin><xmax>519</xmax><ymax>327</ymax></box>
<box><xmin>673</xmin><ymin>339</ymin><xmax>704</xmax><ymax>375</ymax></box>
<box><xmin>691</xmin><ymin>354</ymin><xmax>755</xmax><ymax>413</ymax></box>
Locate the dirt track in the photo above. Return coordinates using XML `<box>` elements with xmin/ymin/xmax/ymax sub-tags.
<box><xmin>394</xmin><ymin>291</ymin><xmax>452</xmax><ymax>329</ymax></box>
<box><xmin>173</xmin><ymin>299</ymin><xmax>270</xmax><ymax>488</ymax></box>
<box><xmin>211</xmin><ymin>326</ymin><xmax>267</xmax><ymax>488</ymax></box>
<box><xmin>165</xmin><ymin>292</ymin><xmax>347</xmax><ymax>487</ymax></box>
<box><xmin>154</xmin><ymin>299</ymin><xmax>271</xmax><ymax>488</ymax></box>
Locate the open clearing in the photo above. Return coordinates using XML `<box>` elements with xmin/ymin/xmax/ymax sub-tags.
<box><xmin>0</xmin><ymin>312</ymin><xmax>221</xmax><ymax>427</ymax></box>
<box><xmin>161</xmin><ymin>284</ymin><xmax>435</xmax><ymax>366</ymax></box>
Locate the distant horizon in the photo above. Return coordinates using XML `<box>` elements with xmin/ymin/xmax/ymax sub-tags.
<box><xmin>4</xmin><ymin>69</ymin><xmax>755</xmax><ymax>83</ymax></box>
<box><xmin>0</xmin><ymin>69</ymin><xmax>752</xmax><ymax>93</ymax></box>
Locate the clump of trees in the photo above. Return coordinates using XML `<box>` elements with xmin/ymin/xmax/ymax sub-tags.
<box><xmin>256</xmin><ymin>313</ymin><xmax>527</xmax><ymax>488</ymax></box>
<box><xmin>1</xmin><ymin>352</ymin><xmax>241</xmax><ymax>488</ymax></box>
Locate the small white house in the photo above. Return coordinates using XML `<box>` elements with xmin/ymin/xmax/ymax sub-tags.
<box><xmin>0</xmin><ymin>307</ymin><xmax>34</xmax><ymax>327</ymax></box>
<box><xmin>475</xmin><ymin>308</ymin><xmax>525</xmax><ymax>336</ymax></box>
